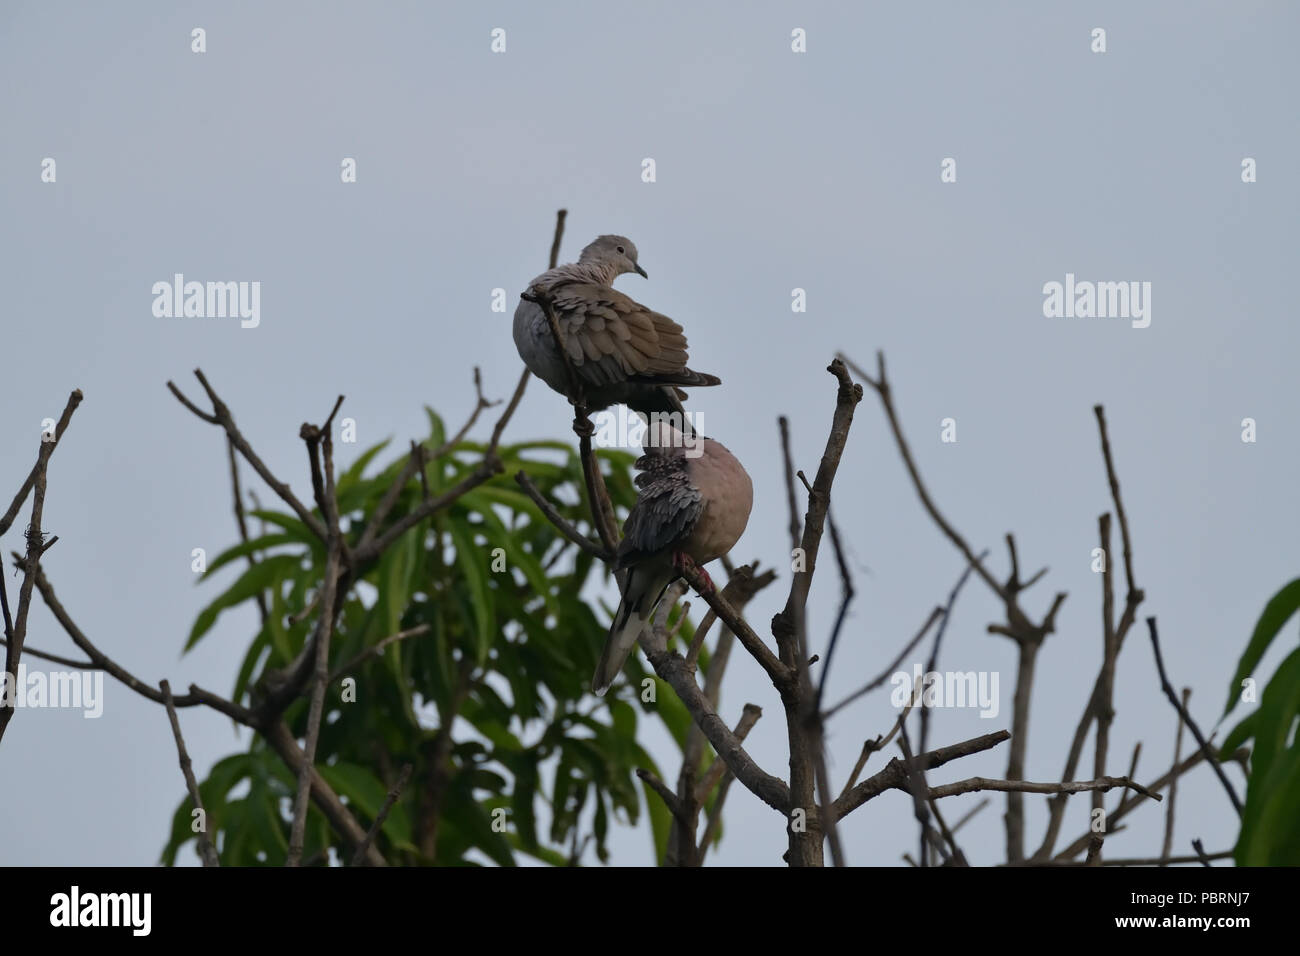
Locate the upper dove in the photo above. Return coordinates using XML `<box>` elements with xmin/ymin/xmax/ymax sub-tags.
<box><xmin>513</xmin><ymin>235</ymin><xmax>720</xmax><ymax>419</ymax></box>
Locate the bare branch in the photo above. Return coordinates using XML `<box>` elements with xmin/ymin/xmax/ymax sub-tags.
<box><xmin>898</xmin><ymin>724</ymin><xmax>936</xmax><ymax>866</ymax></box>
<box><xmin>1160</xmin><ymin>688</ymin><xmax>1191</xmax><ymax>865</ymax></box>
<box><xmin>1191</xmin><ymin>839</ymin><xmax>1215</xmax><ymax>867</ymax></box>
<box><xmin>0</xmin><ymin>635</ymin><xmax>93</xmax><ymax>670</ymax></box>
<box><xmin>1094</xmin><ymin>406</ymin><xmax>1139</xmax><ymax>599</ymax></box>
<box><xmin>288</xmin><ymin>412</ymin><xmax>346</xmax><ymax>865</ymax></box>
<box><xmin>919</xmin><ymin>551</ymin><xmax>986</xmax><ymax>755</ymax></box>
<box><xmin>329</xmin><ymin>624</ymin><xmax>431</xmax><ymax>683</ymax></box>
<box><xmin>684</xmin><ymin>607</ymin><xmax>718</xmax><ymax>671</ymax></box>
<box><xmin>350</xmin><ymin>763</ymin><xmax>413</xmax><ymax>866</ymax></box>
<box><xmin>160</xmin><ymin>680</ymin><xmax>219</xmax><ymax>867</ymax></box>
<box><xmin>834</xmin><ymin>730</ymin><xmax>1011</xmax><ymax>820</ymax></box>
<box><xmin>548</xmin><ymin>208</ymin><xmax>567</xmax><ymax>269</ymax></box>
<box><xmin>773</xmin><ymin>360</ymin><xmax>863</xmax><ymax>669</ymax></box>
<box><xmin>227</xmin><ymin>436</ymin><xmax>268</xmax><ymax>623</ymax></box>
<box><xmin>640</xmin><ymin>626</ymin><xmax>791</xmax><ymax>814</ymax></box>
<box><xmin>679</xmin><ymin>562</ymin><xmax>788</xmax><ymax>688</ymax></box>
<box><xmin>1091</xmin><ymin>512</ymin><xmax>1118</xmax><ymax>860</ymax></box>
<box><xmin>1146</xmin><ymin>617</ymin><xmax>1242</xmax><ymax>815</ymax></box>
<box><xmin>514</xmin><ymin>471</ymin><xmax>609</xmax><ymax>561</ymax></box>
<box><xmin>0</xmin><ymin>389</ymin><xmax>83</xmax><ymax>538</ymax></box>
<box><xmin>929</xmin><ymin>775</ymin><xmax>1160</xmax><ymax>802</ymax></box>
<box><xmin>0</xmin><ymin>432</ymin><xmax>58</xmax><ymax>742</ymax></box>
<box><xmin>696</xmin><ymin>703</ymin><xmax>763</xmax><ymax>802</ymax></box>
<box><xmin>637</xmin><ymin>768</ymin><xmax>687</xmax><ymax>823</ymax></box>
<box><xmin>1022</xmin><ymin>849</ymin><xmax>1233</xmax><ymax>868</ymax></box>
<box><xmin>1053</xmin><ymin>744</ymin><xmax>1248</xmax><ymax>861</ymax></box>
<box><xmin>168</xmin><ymin>371</ymin><xmax>328</xmax><ymax>543</ymax></box>
<box><xmin>264</xmin><ymin>720</ymin><xmax>386</xmax><ymax>866</ymax></box>
<box><xmin>822</xmin><ymin>605</ymin><xmax>944</xmax><ymax>721</ymax></box>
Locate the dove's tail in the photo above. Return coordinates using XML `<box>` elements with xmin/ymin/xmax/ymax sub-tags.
<box><xmin>592</xmin><ymin>565</ymin><xmax>675</xmax><ymax>696</ymax></box>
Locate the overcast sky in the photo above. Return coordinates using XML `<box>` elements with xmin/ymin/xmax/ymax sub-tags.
<box><xmin>2</xmin><ymin>1</ymin><xmax>1296</xmax><ymax>866</ymax></box>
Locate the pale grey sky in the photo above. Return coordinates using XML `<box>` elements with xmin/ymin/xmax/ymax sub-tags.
<box><xmin>2</xmin><ymin>1</ymin><xmax>1295</xmax><ymax>866</ymax></box>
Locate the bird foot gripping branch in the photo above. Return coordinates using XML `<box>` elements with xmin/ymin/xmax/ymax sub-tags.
<box><xmin>674</xmin><ymin>551</ymin><xmax>715</xmax><ymax>596</ymax></box>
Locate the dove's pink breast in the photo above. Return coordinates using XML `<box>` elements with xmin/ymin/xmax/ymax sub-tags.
<box><xmin>683</xmin><ymin>440</ymin><xmax>754</xmax><ymax>563</ymax></box>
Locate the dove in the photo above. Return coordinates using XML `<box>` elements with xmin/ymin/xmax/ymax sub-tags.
<box><xmin>513</xmin><ymin>235</ymin><xmax>720</xmax><ymax>420</ymax></box>
<box><xmin>592</xmin><ymin>423</ymin><xmax>753</xmax><ymax>696</ymax></box>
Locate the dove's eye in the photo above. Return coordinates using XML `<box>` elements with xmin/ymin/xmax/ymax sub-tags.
<box><xmin>616</xmin><ymin>246</ymin><xmax>625</xmax><ymax>254</ymax></box>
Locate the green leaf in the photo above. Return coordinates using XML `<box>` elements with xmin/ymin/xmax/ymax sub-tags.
<box><xmin>463</xmin><ymin>493</ymin><xmax>558</xmax><ymax>615</ymax></box>
<box><xmin>424</xmin><ymin>407</ymin><xmax>447</xmax><ymax>451</ymax></box>
<box><xmin>1237</xmin><ymin>742</ymin><xmax>1300</xmax><ymax>865</ymax></box>
<box><xmin>372</xmin><ymin>526</ymin><xmax>417</xmax><ymax>641</ymax></box>
<box><xmin>1221</xmin><ymin>709</ymin><xmax>1260</xmax><ymax>756</ymax></box>
<box><xmin>187</xmin><ymin>554</ymin><xmax>301</xmax><ymax>651</ymax></box>
<box><xmin>264</xmin><ymin>566</ymin><xmax>293</xmax><ymax>664</ymax></box>
<box><xmin>232</xmin><ymin>627</ymin><xmax>271</xmax><ymax>706</ymax></box>
<box><xmin>248</xmin><ymin>510</ymin><xmax>322</xmax><ymax>548</ymax></box>
<box><xmin>442</xmin><ymin>796</ymin><xmax>516</xmax><ymax>867</ymax></box>
<box><xmin>337</xmin><ymin>439</ymin><xmax>393</xmax><ymax>493</ymax></box>
<box><xmin>510</xmin><ymin>754</ymin><xmax>541</xmax><ymax>851</ymax></box>
<box><xmin>446</xmin><ymin>516</ymin><xmax>495</xmax><ymax>665</ymax></box>
<box><xmin>1244</xmin><ymin>645</ymin><xmax>1300</xmax><ymax>787</ymax></box>
<box><xmin>201</xmin><ymin>534</ymin><xmax>302</xmax><ymax>580</ymax></box>
<box><xmin>1223</xmin><ymin>578</ymin><xmax>1300</xmax><ymax>718</ymax></box>
<box><xmin>506</xmin><ymin>832</ymin><xmax>569</xmax><ymax>866</ymax></box>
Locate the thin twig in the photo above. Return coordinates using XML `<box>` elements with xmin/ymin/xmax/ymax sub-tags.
<box><xmin>514</xmin><ymin>471</ymin><xmax>609</xmax><ymax>561</ymax></box>
<box><xmin>1191</xmin><ymin>839</ymin><xmax>1214</xmax><ymax>867</ymax></box>
<box><xmin>160</xmin><ymin>680</ymin><xmax>219</xmax><ymax>867</ymax></box>
<box><xmin>636</xmin><ymin>768</ymin><xmax>686</xmax><ymax>823</ymax></box>
<box><xmin>928</xmin><ymin>775</ymin><xmax>1160</xmax><ymax>802</ymax></box>
<box><xmin>811</xmin><ymin>477</ymin><xmax>854</xmax><ymax>717</ymax></box>
<box><xmin>329</xmin><ymin>624</ymin><xmax>431</xmax><ymax>683</ymax></box>
<box><xmin>548</xmin><ymin>208</ymin><xmax>567</xmax><ymax>269</ymax></box>
<box><xmin>228</xmin><ymin>436</ymin><xmax>268</xmax><ymax>623</ymax></box>
<box><xmin>1115</xmin><ymin>741</ymin><xmax>1143</xmax><ymax>816</ymax></box>
<box><xmin>898</xmin><ymin>725</ymin><xmax>935</xmax><ymax>866</ymax></box>
<box><xmin>685</xmin><ymin>609</ymin><xmax>718</xmax><ymax>671</ymax></box>
<box><xmin>169</xmin><ymin>371</ymin><xmax>329</xmax><ymax>544</ymax></box>
<box><xmin>1146</xmin><ymin>617</ymin><xmax>1242</xmax><ymax>815</ymax></box>
<box><xmin>919</xmin><ymin>551</ymin><xmax>986</xmax><ymax>755</ymax></box>
<box><xmin>350</xmin><ymin>763</ymin><xmax>413</xmax><ymax>866</ymax></box>
<box><xmin>1091</xmin><ymin>513</ymin><xmax>1117</xmax><ymax>858</ymax></box>
<box><xmin>822</xmin><ymin>605</ymin><xmax>944</xmax><ymax>721</ymax></box>
<box><xmin>288</xmin><ymin>404</ymin><xmax>347</xmax><ymax>865</ymax></box>
<box><xmin>834</xmin><ymin>730</ymin><xmax>1011</xmax><ymax>820</ymax></box>
<box><xmin>0</xmin><ymin>389</ymin><xmax>83</xmax><ymax>537</ymax></box>
<box><xmin>696</xmin><ymin>704</ymin><xmax>763</xmax><ymax>802</ymax></box>
<box><xmin>1160</xmin><ymin>688</ymin><xmax>1190</xmax><ymax>865</ymax></box>
<box><xmin>1023</xmin><ymin>849</ymin><xmax>1233</xmax><ymax>868</ymax></box>
<box><xmin>1054</xmin><ymin>744</ymin><xmax>1248</xmax><ymax>861</ymax></box>
<box><xmin>0</xmin><ymin>636</ymin><xmax>93</xmax><ymax>669</ymax></box>
<box><xmin>0</xmin><ymin>433</ymin><xmax>57</xmax><ymax>742</ymax></box>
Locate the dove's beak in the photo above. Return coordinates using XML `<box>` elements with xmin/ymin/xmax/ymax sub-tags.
<box><xmin>634</xmin><ymin>264</ymin><xmax>648</xmax><ymax>278</ymax></box>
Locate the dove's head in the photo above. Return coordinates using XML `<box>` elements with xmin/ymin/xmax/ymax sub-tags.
<box><xmin>579</xmin><ymin>235</ymin><xmax>647</xmax><ymax>280</ymax></box>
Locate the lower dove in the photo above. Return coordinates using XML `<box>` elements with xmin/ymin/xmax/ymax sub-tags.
<box><xmin>592</xmin><ymin>424</ymin><xmax>753</xmax><ymax>696</ymax></box>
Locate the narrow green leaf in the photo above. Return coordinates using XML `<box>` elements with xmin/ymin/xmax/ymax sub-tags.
<box><xmin>1245</xmin><ymin>645</ymin><xmax>1300</xmax><ymax>786</ymax></box>
<box><xmin>201</xmin><ymin>534</ymin><xmax>302</xmax><ymax>580</ymax></box>
<box><xmin>187</xmin><ymin>555</ymin><xmax>301</xmax><ymax>651</ymax></box>
<box><xmin>1224</xmin><ymin>578</ymin><xmax>1300</xmax><ymax>718</ymax></box>
<box><xmin>447</xmin><ymin>516</ymin><xmax>495</xmax><ymax>665</ymax></box>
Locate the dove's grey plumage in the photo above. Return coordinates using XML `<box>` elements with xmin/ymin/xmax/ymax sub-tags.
<box><xmin>592</xmin><ymin>425</ymin><xmax>753</xmax><ymax>695</ymax></box>
<box><xmin>514</xmin><ymin>235</ymin><xmax>720</xmax><ymax>419</ymax></box>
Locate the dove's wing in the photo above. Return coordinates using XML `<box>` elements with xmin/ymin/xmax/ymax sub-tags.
<box><xmin>548</xmin><ymin>282</ymin><xmax>698</xmax><ymax>389</ymax></box>
<box><xmin>615</xmin><ymin>453</ymin><xmax>703</xmax><ymax>570</ymax></box>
